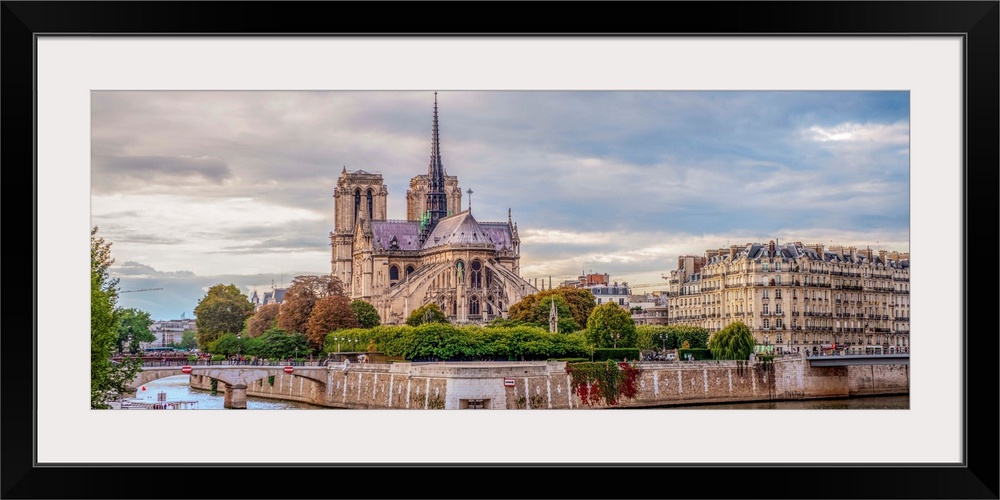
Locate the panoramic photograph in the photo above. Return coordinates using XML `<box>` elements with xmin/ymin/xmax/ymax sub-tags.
<box><xmin>90</xmin><ymin>90</ymin><xmax>911</xmax><ymax>410</ymax></box>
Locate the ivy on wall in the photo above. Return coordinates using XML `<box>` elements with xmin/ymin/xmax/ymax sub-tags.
<box><xmin>565</xmin><ymin>360</ymin><xmax>642</xmax><ymax>407</ymax></box>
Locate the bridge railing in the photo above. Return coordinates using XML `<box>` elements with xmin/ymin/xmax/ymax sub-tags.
<box><xmin>134</xmin><ymin>359</ymin><xmax>329</xmax><ymax>368</ymax></box>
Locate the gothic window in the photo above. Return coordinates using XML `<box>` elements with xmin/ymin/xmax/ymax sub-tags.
<box><xmin>389</xmin><ymin>265</ymin><xmax>399</xmax><ymax>281</ymax></box>
<box><xmin>366</xmin><ymin>189</ymin><xmax>374</xmax><ymax>219</ymax></box>
<box><xmin>471</xmin><ymin>260</ymin><xmax>483</xmax><ymax>289</ymax></box>
<box><xmin>469</xmin><ymin>296</ymin><xmax>480</xmax><ymax>315</ymax></box>
<box><xmin>406</xmin><ymin>265</ymin><xmax>415</xmax><ymax>276</ymax></box>
<box><xmin>354</xmin><ymin>189</ymin><xmax>361</xmax><ymax>222</ymax></box>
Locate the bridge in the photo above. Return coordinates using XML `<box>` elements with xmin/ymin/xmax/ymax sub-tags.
<box><xmin>128</xmin><ymin>361</ymin><xmax>332</xmax><ymax>409</ymax></box>
<box><xmin>805</xmin><ymin>353</ymin><xmax>909</xmax><ymax>367</ymax></box>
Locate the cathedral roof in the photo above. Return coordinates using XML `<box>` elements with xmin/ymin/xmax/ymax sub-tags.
<box><xmin>479</xmin><ymin>222</ymin><xmax>514</xmax><ymax>252</ymax></box>
<box><xmin>422</xmin><ymin>210</ymin><xmax>499</xmax><ymax>250</ymax></box>
<box><xmin>372</xmin><ymin>220</ymin><xmax>422</xmax><ymax>251</ymax></box>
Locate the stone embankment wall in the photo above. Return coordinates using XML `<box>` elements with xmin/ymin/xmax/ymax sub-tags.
<box><xmin>190</xmin><ymin>358</ymin><xmax>908</xmax><ymax>409</ymax></box>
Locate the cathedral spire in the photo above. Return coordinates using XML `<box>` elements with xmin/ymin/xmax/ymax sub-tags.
<box><xmin>421</xmin><ymin>92</ymin><xmax>449</xmax><ymax>244</ymax></box>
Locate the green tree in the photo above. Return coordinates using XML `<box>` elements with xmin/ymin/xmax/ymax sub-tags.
<box><xmin>90</xmin><ymin>227</ymin><xmax>142</xmax><ymax>408</ymax></box>
<box><xmin>708</xmin><ymin>321</ymin><xmax>756</xmax><ymax>360</ymax></box>
<box><xmin>178</xmin><ymin>330</ymin><xmax>198</xmax><ymax>350</ymax></box>
<box><xmin>406</xmin><ymin>303</ymin><xmax>448</xmax><ymax>326</ymax></box>
<box><xmin>507</xmin><ymin>286</ymin><xmax>596</xmax><ymax>332</ymax></box>
<box><xmin>350</xmin><ymin>299</ymin><xmax>381</xmax><ymax>328</ymax></box>
<box><xmin>306</xmin><ymin>295</ymin><xmax>359</xmax><ymax>351</ymax></box>
<box><xmin>117</xmin><ymin>308</ymin><xmax>156</xmax><ymax>354</ymax></box>
<box><xmin>535</xmin><ymin>295</ymin><xmax>580</xmax><ymax>333</ymax></box>
<box><xmin>244</xmin><ymin>328</ymin><xmax>311</xmax><ymax>360</ymax></box>
<box><xmin>194</xmin><ymin>284</ymin><xmax>254</xmax><ymax>348</ymax></box>
<box><xmin>585</xmin><ymin>302</ymin><xmax>637</xmax><ymax>348</ymax></box>
<box><xmin>637</xmin><ymin>325</ymin><xmax>710</xmax><ymax>351</ymax></box>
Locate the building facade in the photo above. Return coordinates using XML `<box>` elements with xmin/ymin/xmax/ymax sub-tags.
<box><xmin>142</xmin><ymin>318</ymin><xmax>197</xmax><ymax>349</ymax></box>
<box><xmin>330</xmin><ymin>93</ymin><xmax>538</xmax><ymax>325</ymax></box>
<box><xmin>665</xmin><ymin>241</ymin><xmax>910</xmax><ymax>355</ymax></box>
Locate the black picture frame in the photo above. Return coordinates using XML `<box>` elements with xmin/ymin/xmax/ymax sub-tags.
<box><xmin>3</xmin><ymin>2</ymin><xmax>997</xmax><ymax>499</ymax></box>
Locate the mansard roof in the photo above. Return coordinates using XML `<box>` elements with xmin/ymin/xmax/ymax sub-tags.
<box><xmin>422</xmin><ymin>210</ymin><xmax>498</xmax><ymax>250</ymax></box>
<box><xmin>372</xmin><ymin>220</ymin><xmax>421</xmax><ymax>251</ymax></box>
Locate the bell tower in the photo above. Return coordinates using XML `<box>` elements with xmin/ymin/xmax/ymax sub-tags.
<box><xmin>331</xmin><ymin>167</ymin><xmax>387</xmax><ymax>285</ymax></box>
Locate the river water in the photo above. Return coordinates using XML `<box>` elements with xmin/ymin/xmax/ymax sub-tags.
<box><xmin>138</xmin><ymin>375</ymin><xmax>907</xmax><ymax>410</ymax></box>
<box><xmin>655</xmin><ymin>394</ymin><xmax>909</xmax><ymax>410</ymax></box>
<box><xmin>132</xmin><ymin>375</ymin><xmax>327</xmax><ymax>409</ymax></box>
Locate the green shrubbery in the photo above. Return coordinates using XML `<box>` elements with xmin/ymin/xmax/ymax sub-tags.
<box><xmin>592</xmin><ymin>348</ymin><xmax>641</xmax><ymax>361</ymax></box>
<box><xmin>322</xmin><ymin>323</ymin><xmax>591</xmax><ymax>361</ymax></box>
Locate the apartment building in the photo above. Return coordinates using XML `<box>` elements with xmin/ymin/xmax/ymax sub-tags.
<box><xmin>665</xmin><ymin>241</ymin><xmax>910</xmax><ymax>355</ymax></box>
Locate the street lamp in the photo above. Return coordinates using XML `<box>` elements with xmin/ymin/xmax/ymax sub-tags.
<box><xmin>337</xmin><ymin>336</ymin><xmax>343</xmax><ymax>353</ymax></box>
<box><xmin>236</xmin><ymin>333</ymin><xmax>241</xmax><ymax>364</ymax></box>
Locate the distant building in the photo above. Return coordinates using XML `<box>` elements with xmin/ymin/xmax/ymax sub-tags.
<box><xmin>250</xmin><ymin>287</ymin><xmax>288</xmax><ymax>311</ymax></box>
<box><xmin>588</xmin><ymin>281</ymin><xmax>631</xmax><ymax>308</ymax></box>
<box><xmin>143</xmin><ymin>318</ymin><xmax>197</xmax><ymax>348</ymax></box>
<box><xmin>629</xmin><ymin>292</ymin><xmax>670</xmax><ymax>326</ymax></box>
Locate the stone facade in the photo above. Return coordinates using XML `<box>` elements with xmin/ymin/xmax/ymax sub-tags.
<box><xmin>665</xmin><ymin>241</ymin><xmax>910</xmax><ymax>355</ymax></box>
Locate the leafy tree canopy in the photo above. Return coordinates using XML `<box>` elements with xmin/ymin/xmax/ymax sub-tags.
<box><xmin>176</xmin><ymin>330</ymin><xmax>198</xmax><ymax>350</ymax></box>
<box><xmin>117</xmin><ymin>308</ymin><xmax>155</xmax><ymax>354</ymax></box>
<box><xmin>708</xmin><ymin>321</ymin><xmax>756</xmax><ymax>360</ymax></box>
<box><xmin>245</xmin><ymin>303</ymin><xmax>280</xmax><ymax>338</ymax></box>
<box><xmin>91</xmin><ymin>227</ymin><xmax>142</xmax><ymax>408</ymax></box>
<box><xmin>194</xmin><ymin>283</ymin><xmax>254</xmax><ymax>348</ymax></box>
<box><xmin>406</xmin><ymin>303</ymin><xmax>448</xmax><ymax>326</ymax></box>
<box><xmin>306</xmin><ymin>295</ymin><xmax>359</xmax><ymax>351</ymax></box>
<box><xmin>507</xmin><ymin>286</ymin><xmax>595</xmax><ymax>331</ymax></box>
<box><xmin>585</xmin><ymin>302</ymin><xmax>637</xmax><ymax>348</ymax></box>
<box><xmin>350</xmin><ymin>299</ymin><xmax>381</xmax><ymax>329</ymax></box>
<box><xmin>243</xmin><ymin>328</ymin><xmax>311</xmax><ymax>360</ymax></box>
<box><xmin>637</xmin><ymin>325</ymin><xmax>710</xmax><ymax>350</ymax></box>
<box><xmin>277</xmin><ymin>274</ymin><xmax>347</xmax><ymax>334</ymax></box>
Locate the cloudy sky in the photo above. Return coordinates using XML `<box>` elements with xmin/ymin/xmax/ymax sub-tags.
<box><xmin>91</xmin><ymin>90</ymin><xmax>910</xmax><ymax>320</ymax></box>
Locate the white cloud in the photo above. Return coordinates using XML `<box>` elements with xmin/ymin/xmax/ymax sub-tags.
<box><xmin>807</xmin><ymin>121</ymin><xmax>909</xmax><ymax>145</ymax></box>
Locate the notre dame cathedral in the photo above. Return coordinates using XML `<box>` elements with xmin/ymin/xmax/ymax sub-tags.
<box><xmin>330</xmin><ymin>93</ymin><xmax>538</xmax><ymax>325</ymax></box>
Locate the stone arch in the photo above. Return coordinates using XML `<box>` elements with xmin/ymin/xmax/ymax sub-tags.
<box><xmin>129</xmin><ymin>366</ymin><xmax>329</xmax><ymax>391</ymax></box>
